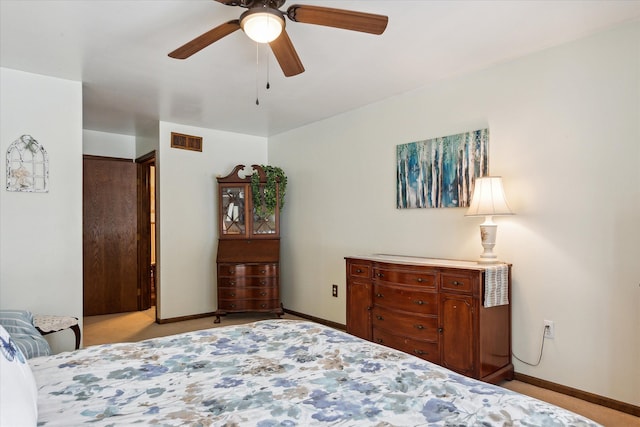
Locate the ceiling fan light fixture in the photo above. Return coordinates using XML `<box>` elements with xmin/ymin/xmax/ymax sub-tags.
<box><xmin>240</xmin><ymin>8</ymin><xmax>284</xmax><ymax>43</ymax></box>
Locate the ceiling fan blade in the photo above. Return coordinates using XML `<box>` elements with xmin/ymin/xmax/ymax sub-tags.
<box><xmin>269</xmin><ymin>29</ymin><xmax>305</xmax><ymax>77</ymax></box>
<box><xmin>168</xmin><ymin>20</ymin><xmax>241</xmax><ymax>59</ymax></box>
<box><xmin>287</xmin><ymin>5</ymin><xmax>388</xmax><ymax>35</ymax></box>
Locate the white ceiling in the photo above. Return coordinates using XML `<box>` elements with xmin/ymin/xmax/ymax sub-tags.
<box><xmin>1</xmin><ymin>0</ymin><xmax>639</xmax><ymax>137</ymax></box>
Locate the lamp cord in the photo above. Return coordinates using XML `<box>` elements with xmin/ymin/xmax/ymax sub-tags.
<box><xmin>512</xmin><ymin>324</ymin><xmax>547</xmax><ymax>367</ymax></box>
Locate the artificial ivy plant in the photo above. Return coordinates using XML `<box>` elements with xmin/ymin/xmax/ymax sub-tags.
<box><xmin>251</xmin><ymin>165</ymin><xmax>287</xmax><ymax>217</ymax></box>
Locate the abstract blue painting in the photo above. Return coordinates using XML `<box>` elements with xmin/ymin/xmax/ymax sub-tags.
<box><xmin>397</xmin><ymin>129</ymin><xmax>489</xmax><ymax>208</ymax></box>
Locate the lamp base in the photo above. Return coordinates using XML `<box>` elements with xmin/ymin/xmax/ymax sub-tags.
<box><xmin>477</xmin><ymin>218</ymin><xmax>501</xmax><ymax>264</ymax></box>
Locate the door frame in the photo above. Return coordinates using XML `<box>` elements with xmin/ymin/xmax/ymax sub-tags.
<box><xmin>136</xmin><ymin>151</ymin><xmax>157</xmax><ymax>320</ymax></box>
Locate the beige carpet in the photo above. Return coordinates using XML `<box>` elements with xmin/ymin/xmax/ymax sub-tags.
<box><xmin>84</xmin><ymin>308</ymin><xmax>638</xmax><ymax>427</ymax></box>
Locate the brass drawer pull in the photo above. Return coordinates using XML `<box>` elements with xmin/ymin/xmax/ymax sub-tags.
<box><xmin>376</xmin><ymin>338</ymin><xmax>384</xmax><ymax>344</ymax></box>
<box><xmin>230</xmin><ymin>304</ymin><xmax>236</xmax><ymax>308</ymax></box>
<box><xmin>377</xmin><ymin>273</ymin><xmax>384</xmax><ymax>278</ymax></box>
<box><xmin>414</xmin><ymin>349</ymin><xmax>426</xmax><ymax>355</ymax></box>
<box><xmin>229</xmin><ymin>269</ymin><xmax>235</xmax><ymax>274</ymax></box>
<box><xmin>415</xmin><ymin>324</ymin><xmax>425</xmax><ymax>330</ymax></box>
<box><xmin>260</xmin><ymin>270</ymin><xmax>266</xmax><ymax>274</ymax></box>
<box><xmin>376</xmin><ymin>315</ymin><xmax>384</xmax><ymax>321</ymax></box>
<box><xmin>356</xmin><ymin>268</ymin><xmax>362</xmax><ymax>273</ymax></box>
<box><xmin>229</xmin><ymin>281</ymin><xmax>236</xmax><ymax>286</ymax></box>
<box><xmin>415</xmin><ymin>300</ymin><xmax>425</xmax><ymax>305</ymax></box>
<box><xmin>260</xmin><ymin>291</ymin><xmax>267</xmax><ymax>296</ymax></box>
<box><xmin>229</xmin><ymin>293</ymin><xmax>235</xmax><ymax>297</ymax></box>
<box><xmin>438</xmin><ymin>327</ymin><xmax>444</xmax><ymax>334</ymax></box>
<box><xmin>260</xmin><ymin>303</ymin><xmax>267</xmax><ymax>308</ymax></box>
<box><xmin>375</xmin><ymin>293</ymin><xmax>384</xmax><ymax>298</ymax></box>
<box><xmin>416</xmin><ymin>277</ymin><xmax>424</xmax><ymax>283</ymax></box>
<box><xmin>452</xmin><ymin>281</ymin><xmax>463</xmax><ymax>286</ymax></box>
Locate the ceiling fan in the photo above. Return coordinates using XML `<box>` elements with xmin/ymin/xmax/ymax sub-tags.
<box><xmin>168</xmin><ymin>0</ymin><xmax>388</xmax><ymax>77</ymax></box>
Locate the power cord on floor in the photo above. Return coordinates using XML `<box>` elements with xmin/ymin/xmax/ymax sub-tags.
<box><xmin>512</xmin><ymin>324</ymin><xmax>548</xmax><ymax>367</ymax></box>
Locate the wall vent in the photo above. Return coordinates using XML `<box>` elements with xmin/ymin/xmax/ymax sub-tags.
<box><xmin>171</xmin><ymin>132</ymin><xmax>203</xmax><ymax>152</ymax></box>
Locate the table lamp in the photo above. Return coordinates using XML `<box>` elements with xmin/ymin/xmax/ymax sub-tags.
<box><xmin>465</xmin><ymin>176</ymin><xmax>513</xmax><ymax>264</ymax></box>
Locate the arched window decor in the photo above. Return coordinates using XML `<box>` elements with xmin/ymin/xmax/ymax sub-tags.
<box><xmin>6</xmin><ymin>135</ymin><xmax>49</xmax><ymax>192</ymax></box>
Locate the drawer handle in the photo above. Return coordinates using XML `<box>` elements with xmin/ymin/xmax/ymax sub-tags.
<box><xmin>260</xmin><ymin>291</ymin><xmax>267</xmax><ymax>296</ymax></box>
<box><xmin>229</xmin><ymin>281</ymin><xmax>236</xmax><ymax>286</ymax></box>
<box><xmin>229</xmin><ymin>269</ymin><xmax>235</xmax><ymax>274</ymax></box>
<box><xmin>415</xmin><ymin>324</ymin><xmax>425</xmax><ymax>330</ymax></box>
<box><xmin>376</xmin><ymin>315</ymin><xmax>384</xmax><ymax>321</ymax></box>
<box><xmin>438</xmin><ymin>327</ymin><xmax>443</xmax><ymax>334</ymax></box>
<box><xmin>375</xmin><ymin>293</ymin><xmax>384</xmax><ymax>298</ymax></box>
<box><xmin>356</xmin><ymin>268</ymin><xmax>362</xmax><ymax>273</ymax></box>
<box><xmin>452</xmin><ymin>281</ymin><xmax>463</xmax><ymax>286</ymax></box>
<box><xmin>416</xmin><ymin>277</ymin><xmax>424</xmax><ymax>283</ymax></box>
<box><xmin>377</xmin><ymin>273</ymin><xmax>384</xmax><ymax>278</ymax></box>
<box><xmin>376</xmin><ymin>338</ymin><xmax>384</xmax><ymax>344</ymax></box>
<box><xmin>414</xmin><ymin>300</ymin><xmax>425</xmax><ymax>305</ymax></box>
<box><xmin>230</xmin><ymin>304</ymin><xmax>236</xmax><ymax>308</ymax></box>
<box><xmin>260</xmin><ymin>303</ymin><xmax>267</xmax><ymax>308</ymax></box>
<box><xmin>260</xmin><ymin>280</ymin><xmax>266</xmax><ymax>285</ymax></box>
<box><xmin>414</xmin><ymin>349</ymin><xmax>427</xmax><ymax>355</ymax></box>
<box><xmin>260</xmin><ymin>270</ymin><xmax>266</xmax><ymax>274</ymax></box>
<box><xmin>230</xmin><ymin>293</ymin><xmax>235</xmax><ymax>297</ymax></box>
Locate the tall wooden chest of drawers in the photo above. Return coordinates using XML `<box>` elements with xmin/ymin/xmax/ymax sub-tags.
<box><xmin>214</xmin><ymin>165</ymin><xmax>284</xmax><ymax>323</ymax></box>
<box><xmin>346</xmin><ymin>255</ymin><xmax>513</xmax><ymax>384</ymax></box>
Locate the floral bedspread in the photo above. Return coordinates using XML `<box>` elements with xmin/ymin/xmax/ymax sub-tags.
<box><xmin>31</xmin><ymin>319</ymin><xmax>600</xmax><ymax>426</ymax></box>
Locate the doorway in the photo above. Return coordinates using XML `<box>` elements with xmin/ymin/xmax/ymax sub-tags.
<box><xmin>136</xmin><ymin>152</ymin><xmax>157</xmax><ymax>319</ymax></box>
<box><xmin>82</xmin><ymin>153</ymin><xmax>157</xmax><ymax>318</ymax></box>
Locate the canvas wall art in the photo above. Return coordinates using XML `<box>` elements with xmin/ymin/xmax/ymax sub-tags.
<box><xmin>397</xmin><ymin>129</ymin><xmax>488</xmax><ymax>208</ymax></box>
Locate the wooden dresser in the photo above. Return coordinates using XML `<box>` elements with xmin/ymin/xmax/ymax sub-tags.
<box><xmin>214</xmin><ymin>165</ymin><xmax>283</xmax><ymax>323</ymax></box>
<box><xmin>346</xmin><ymin>254</ymin><xmax>513</xmax><ymax>384</ymax></box>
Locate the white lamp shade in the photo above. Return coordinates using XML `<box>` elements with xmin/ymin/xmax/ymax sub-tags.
<box><xmin>241</xmin><ymin>9</ymin><xmax>284</xmax><ymax>43</ymax></box>
<box><xmin>466</xmin><ymin>176</ymin><xmax>513</xmax><ymax>216</ymax></box>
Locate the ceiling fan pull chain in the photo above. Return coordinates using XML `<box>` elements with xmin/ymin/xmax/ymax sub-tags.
<box><xmin>255</xmin><ymin>42</ymin><xmax>260</xmax><ymax>105</ymax></box>
<box><xmin>266</xmin><ymin>45</ymin><xmax>270</xmax><ymax>90</ymax></box>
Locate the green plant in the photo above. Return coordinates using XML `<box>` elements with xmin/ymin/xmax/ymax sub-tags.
<box><xmin>251</xmin><ymin>165</ymin><xmax>287</xmax><ymax>217</ymax></box>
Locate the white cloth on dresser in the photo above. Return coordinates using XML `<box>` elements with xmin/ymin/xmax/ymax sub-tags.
<box><xmin>484</xmin><ymin>264</ymin><xmax>509</xmax><ymax>307</ymax></box>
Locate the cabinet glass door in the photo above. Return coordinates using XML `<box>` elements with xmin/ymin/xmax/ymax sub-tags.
<box><xmin>221</xmin><ymin>186</ymin><xmax>246</xmax><ymax>236</ymax></box>
<box><xmin>251</xmin><ymin>185</ymin><xmax>277</xmax><ymax>236</ymax></box>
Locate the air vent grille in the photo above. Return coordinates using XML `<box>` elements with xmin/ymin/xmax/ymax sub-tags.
<box><xmin>171</xmin><ymin>132</ymin><xmax>202</xmax><ymax>152</ymax></box>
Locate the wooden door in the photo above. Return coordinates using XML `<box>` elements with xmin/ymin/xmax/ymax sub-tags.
<box><xmin>83</xmin><ymin>156</ymin><xmax>138</xmax><ymax>315</ymax></box>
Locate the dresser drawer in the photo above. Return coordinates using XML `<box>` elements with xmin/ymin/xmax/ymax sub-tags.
<box><xmin>373</xmin><ymin>267</ymin><xmax>436</xmax><ymax>288</ymax></box>
<box><xmin>373</xmin><ymin>283</ymin><xmax>437</xmax><ymax>315</ymax></box>
<box><xmin>218</xmin><ymin>277</ymin><xmax>277</xmax><ymax>287</ymax></box>
<box><xmin>348</xmin><ymin>262</ymin><xmax>371</xmax><ymax>278</ymax></box>
<box><xmin>218</xmin><ymin>287</ymin><xmax>278</xmax><ymax>300</ymax></box>
<box><xmin>218</xmin><ymin>263</ymin><xmax>278</xmax><ymax>277</ymax></box>
<box><xmin>217</xmin><ymin>299</ymin><xmax>280</xmax><ymax>311</ymax></box>
<box><xmin>440</xmin><ymin>272</ymin><xmax>474</xmax><ymax>294</ymax></box>
<box><xmin>373</xmin><ymin>329</ymin><xmax>440</xmax><ymax>364</ymax></box>
<box><xmin>372</xmin><ymin>306</ymin><xmax>438</xmax><ymax>342</ymax></box>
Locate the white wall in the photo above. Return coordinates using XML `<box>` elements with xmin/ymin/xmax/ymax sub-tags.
<box><xmin>0</xmin><ymin>68</ymin><xmax>83</xmax><ymax>353</ymax></box>
<box><xmin>83</xmin><ymin>129</ymin><xmax>135</xmax><ymax>158</ymax></box>
<box><xmin>157</xmin><ymin>121</ymin><xmax>267</xmax><ymax>319</ymax></box>
<box><xmin>269</xmin><ymin>23</ymin><xmax>640</xmax><ymax>406</ymax></box>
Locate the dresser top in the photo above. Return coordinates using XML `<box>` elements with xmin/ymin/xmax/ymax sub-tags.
<box><xmin>346</xmin><ymin>254</ymin><xmax>508</xmax><ymax>270</ymax></box>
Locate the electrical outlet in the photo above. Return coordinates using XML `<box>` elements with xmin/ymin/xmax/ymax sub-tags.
<box><xmin>332</xmin><ymin>284</ymin><xmax>338</xmax><ymax>297</ymax></box>
<box><xmin>544</xmin><ymin>320</ymin><xmax>555</xmax><ymax>339</ymax></box>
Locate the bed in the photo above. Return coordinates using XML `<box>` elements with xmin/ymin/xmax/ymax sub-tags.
<box><xmin>5</xmin><ymin>319</ymin><xmax>601</xmax><ymax>426</ymax></box>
